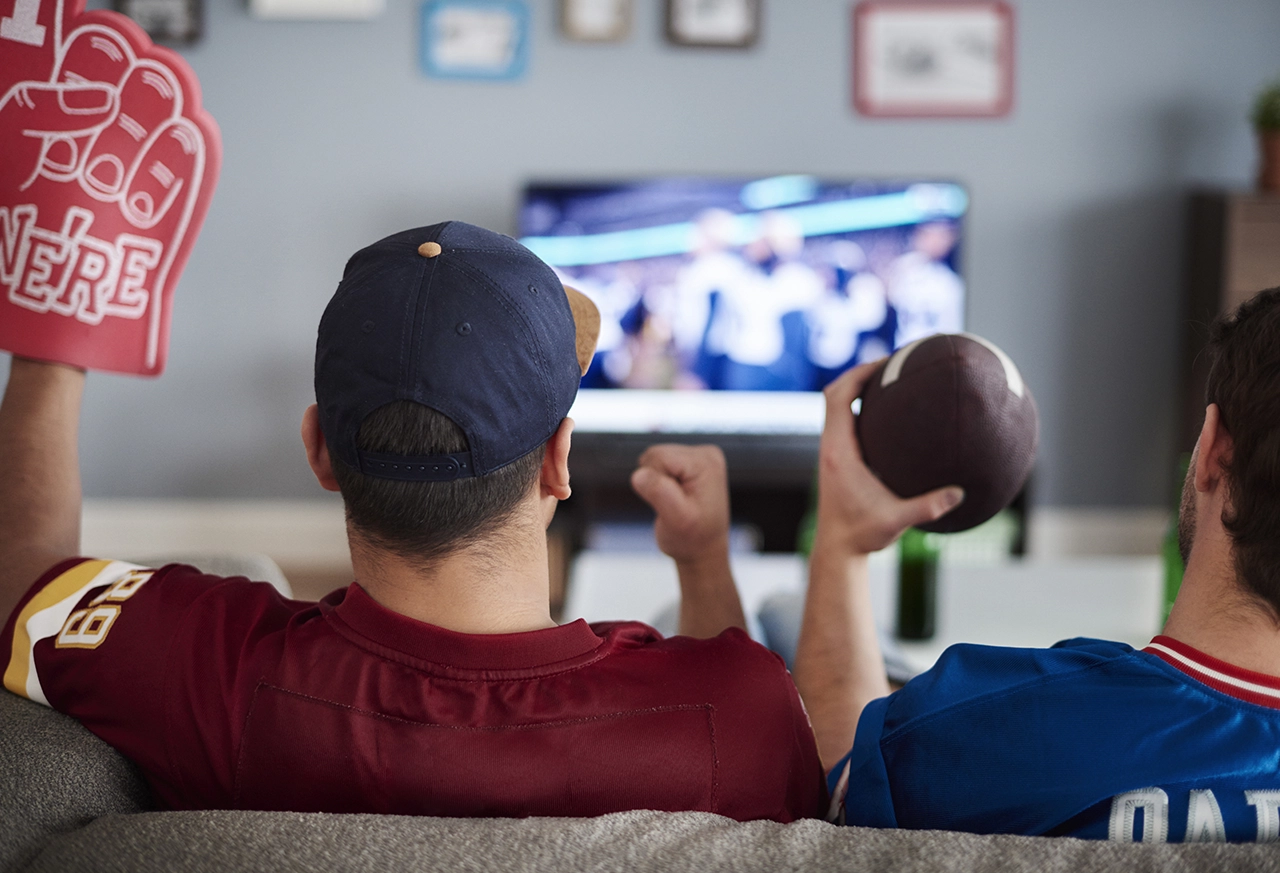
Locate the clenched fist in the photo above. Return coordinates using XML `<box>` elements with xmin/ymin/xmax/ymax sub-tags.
<box><xmin>630</xmin><ymin>443</ymin><xmax>730</xmax><ymax>567</ymax></box>
<box><xmin>631</xmin><ymin>443</ymin><xmax>745</xmax><ymax>638</ymax></box>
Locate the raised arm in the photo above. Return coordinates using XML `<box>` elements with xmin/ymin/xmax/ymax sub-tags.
<box><xmin>0</xmin><ymin>358</ymin><xmax>86</xmax><ymax>623</ymax></box>
<box><xmin>630</xmin><ymin>443</ymin><xmax>746</xmax><ymax>639</ymax></box>
<box><xmin>793</xmin><ymin>364</ymin><xmax>963</xmax><ymax>771</ymax></box>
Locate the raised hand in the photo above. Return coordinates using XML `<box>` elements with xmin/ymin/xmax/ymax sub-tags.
<box><xmin>816</xmin><ymin>362</ymin><xmax>964</xmax><ymax>556</ymax></box>
<box><xmin>794</xmin><ymin>362</ymin><xmax>964</xmax><ymax>771</ymax></box>
<box><xmin>631</xmin><ymin>443</ymin><xmax>746</xmax><ymax>638</ymax></box>
<box><xmin>0</xmin><ymin>0</ymin><xmax>220</xmax><ymax>375</ymax></box>
<box><xmin>631</xmin><ymin>443</ymin><xmax>731</xmax><ymax>566</ymax></box>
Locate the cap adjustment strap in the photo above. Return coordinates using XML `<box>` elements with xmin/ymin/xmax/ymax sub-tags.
<box><xmin>355</xmin><ymin>450</ymin><xmax>474</xmax><ymax>482</ymax></box>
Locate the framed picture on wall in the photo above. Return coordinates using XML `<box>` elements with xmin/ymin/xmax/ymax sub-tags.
<box><xmin>853</xmin><ymin>0</ymin><xmax>1014</xmax><ymax>118</ymax></box>
<box><xmin>561</xmin><ymin>0</ymin><xmax>631</xmax><ymax>42</ymax></box>
<box><xmin>421</xmin><ymin>0</ymin><xmax>530</xmax><ymax>81</ymax></box>
<box><xmin>665</xmin><ymin>0</ymin><xmax>760</xmax><ymax>49</ymax></box>
<box><xmin>113</xmin><ymin>0</ymin><xmax>202</xmax><ymax>43</ymax></box>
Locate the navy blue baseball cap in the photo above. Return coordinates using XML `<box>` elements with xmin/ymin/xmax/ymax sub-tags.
<box><xmin>315</xmin><ymin>221</ymin><xmax>599</xmax><ymax>482</ymax></box>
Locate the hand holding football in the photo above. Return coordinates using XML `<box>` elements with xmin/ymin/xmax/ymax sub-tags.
<box><xmin>856</xmin><ymin>333</ymin><xmax>1038</xmax><ymax>534</ymax></box>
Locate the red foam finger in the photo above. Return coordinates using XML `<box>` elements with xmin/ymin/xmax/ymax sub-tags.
<box><xmin>0</xmin><ymin>0</ymin><xmax>62</xmax><ymax>99</ymax></box>
<box><xmin>41</xmin><ymin>137</ymin><xmax>77</xmax><ymax>173</ymax></box>
<box><xmin>0</xmin><ymin>82</ymin><xmax>114</xmax><ymax>190</ymax></box>
<box><xmin>81</xmin><ymin>60</ymin><xmax>179</xmax><ymax>200</ymax></box>
<box><xmin>2</xmin><ymin>80</ymin><xmax>113</xmax><ymax>128</ymax></box>
<box><xmin>120</xmin><ymin>117</ymin><xmax>200</xmax><ymax>229</ymax></box>
<box><xmin>40</xmin><ymin>27</ymin><xmax>132</xmax><ymax>180</ymax></box>
<box><xmin>54</xmin><ymin>25</ymin><xmax>133</xmax><ymax>88</ymax></box>
<box><xmin>0</xmin><ymin>1</ymin><xmax>220</xmax><ymax>377</ymax></box>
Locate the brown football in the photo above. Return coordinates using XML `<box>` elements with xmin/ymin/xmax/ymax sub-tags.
<box><xmin>856</xmin><ymin>333</ymin><xmax>1038</xmax><ymax>533</ymax></box>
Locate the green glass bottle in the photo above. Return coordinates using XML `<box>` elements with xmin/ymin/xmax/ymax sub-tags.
<box><xmin>796</xmin><ymin>470</ymin><xmax>819</xmax><ymax>558</ymax></box>
<box><xmin>897</xmin><ymin>527</ymin><xmax>939</xmax><ymax>640</ymax></box>
<box><xmin>1162</xmin><ymin>453</ymin><xmax>1193</xmax><ymax>623</ymax></box>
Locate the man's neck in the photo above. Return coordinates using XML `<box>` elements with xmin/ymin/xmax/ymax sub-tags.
<box><xmin>1163</xmin><ymin>527</ymin><xmax>1280</xmax><ymax>677</ymax></box>
<box><xmin>349</xmin><ymin>527</ymin><xmax>556</xmax><ymax>635</ymax></box>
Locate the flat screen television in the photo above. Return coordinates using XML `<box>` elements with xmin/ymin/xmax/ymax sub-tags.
<box><xmin>519</xmin><ymin>177</ymin><xmax>967</xmax><ymax>439</ymax></box>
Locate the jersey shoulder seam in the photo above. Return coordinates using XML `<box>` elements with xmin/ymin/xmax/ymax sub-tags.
<box><xmin>880</xmin><ymin>647</ymin><xmax>1143</xmax><ymax>746</ymax></box>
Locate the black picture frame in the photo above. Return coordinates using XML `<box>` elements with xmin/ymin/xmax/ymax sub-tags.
<box><xmin>664</xmin><ymin>0</ymin><xmax>760</xmax><ymax>49</ymax></box>
<box><xmin>113</xmin><ymin>0</ymin><xmax>202</xmax><ymax>45</ymax></box>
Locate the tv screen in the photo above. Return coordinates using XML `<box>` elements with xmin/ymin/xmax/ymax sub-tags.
<box><xmin>519</xmin><ymin>177</ymin><xmax>967</xmax><ymax>435</ymax></box>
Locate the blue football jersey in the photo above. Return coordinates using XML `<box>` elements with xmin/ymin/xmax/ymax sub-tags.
<box><xmin>829</xmin><ymin>636</ymin><xmax>1280</xmax><ymax>842</ymax></box>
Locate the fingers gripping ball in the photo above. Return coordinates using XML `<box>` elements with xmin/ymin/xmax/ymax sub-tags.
<box><xmin>857</xmin><ymin>333</ymin><xmax>1038</xmax><ymax>534</ymax></box>
<box><xmin>0</xmin><ymin>0</ymin><xmax>221</xmax><ymax>376</ymax></box>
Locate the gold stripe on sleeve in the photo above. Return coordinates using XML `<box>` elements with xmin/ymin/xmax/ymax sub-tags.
<box><xmin>4</xmin><ymin>560</ymin><xmax>114</xmax><ymax>702</ymax></box>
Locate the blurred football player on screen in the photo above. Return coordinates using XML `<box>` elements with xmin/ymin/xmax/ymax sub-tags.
<box><xmin>806</xmin><ymin>240</ymin><xmax>891</xmax><ymax>386</ymax></box>
<box><xmin>721</xmin><ymin>212</ymin><xmax>822</xmax><ymax>392</ymax></box>
<box><xmin>887</xmin><ymin>221</ymin><xmax>963</xmax><ymax>348</ymax></box>
<box><xmin>672</xmin><ymin>208</ymin><xmax>753</xmax><ymax>390</ymax></box>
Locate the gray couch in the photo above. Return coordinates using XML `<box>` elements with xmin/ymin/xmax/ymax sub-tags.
<box><xmin>4</xmin><ymin>691</ymin><xmax>1279</xmax><ymax>873</ymax></box>
<box><xmin>5</xmin><ymin>555</ymin><xmax>1278</xmax><ymax>872</ymax></box>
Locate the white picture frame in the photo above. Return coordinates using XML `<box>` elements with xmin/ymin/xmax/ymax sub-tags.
<box><xmin>665</xmin><ymin>0</ymin><xmax>760</xmax><ymax>49</ymax></box>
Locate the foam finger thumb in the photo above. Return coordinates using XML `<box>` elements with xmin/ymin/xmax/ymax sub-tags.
<box><xmin>10</xmin><ymin>83</ymin><xmax>115</xmax><ymax>132</ymax></box>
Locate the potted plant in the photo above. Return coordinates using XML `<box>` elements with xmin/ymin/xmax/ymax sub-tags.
<box><xmin>1251</xmin><ymin>81</ymin><xmax>1280</xmax><ymax>193</ymax></box>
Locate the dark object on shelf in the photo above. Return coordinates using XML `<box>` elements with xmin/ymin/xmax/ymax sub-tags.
<box><xmin>1258</xmin><ymin>132</ymin><xmax>1280</xmax><ymax>194</ymax></box>
<box><xmin>1251</xmin><ymin>82</ymin><xmax>1280</xmax><ymax>193</ymax></box>
<box><xmin>114</xmin><ymin>0</ymin><xmax>202</xmax><ymax>44</ymax></box>
<box><xmin>858</xmin><ymin>333</ymin><xmax>1038</xmax><ymax>534</ymax></box>
<box><xmin>1182</xmin><ymin>192</ymin><xmax>1280</xmax><ymax>451</ymax></box>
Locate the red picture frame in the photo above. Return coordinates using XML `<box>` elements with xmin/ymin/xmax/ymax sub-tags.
<box><xmin>853</xmin><ymin>0</ymin><xmax>1014</xmax><ymax>118</ymax></box>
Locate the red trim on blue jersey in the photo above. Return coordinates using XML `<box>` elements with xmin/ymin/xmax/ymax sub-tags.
<box><xmin>1144</xmin><ymin>635</ymin><xmax>1280</xmax><ymax>710</ymax></box>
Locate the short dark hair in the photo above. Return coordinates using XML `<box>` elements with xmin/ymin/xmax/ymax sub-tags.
<box><xmin>329</xmin><ymin>401</ymin><xmax>544</xmax><ymax>563</ymax></box>
<box><xmin>1204</xmin><ymin>286</ymin><xmax>1280</xmax><ymax>619</ymax></box>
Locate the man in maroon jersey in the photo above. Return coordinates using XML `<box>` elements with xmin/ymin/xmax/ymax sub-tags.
<box><xmin>0</xmin><ymin>221</ymin><xmax>825</xmax><ymax>820</ymax></box>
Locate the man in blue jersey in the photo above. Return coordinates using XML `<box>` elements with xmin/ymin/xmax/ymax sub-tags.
<box><xmin>791</xmin><ymin>287</ymin><xmax>1280</xmax><ymax>843</ymax></box>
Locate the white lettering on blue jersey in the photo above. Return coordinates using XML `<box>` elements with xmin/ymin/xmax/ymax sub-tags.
<box><xmin>1184</xmin><ymin>790</ymin><xmax>1226</xmax><ymax>843</ymax></box>
<box><xmin>1108</xmin><ymin>788</ymin><xmax>1169</xmax><ymax>843</ymax></box>
<box><xmin>1246</xmin><ymin>790</ymin><xmax>1280</xmax><ymax>842</ymax></box>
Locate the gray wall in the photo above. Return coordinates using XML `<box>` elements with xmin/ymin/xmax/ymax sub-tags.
<box><xmin>17</xmin><ymin>0</ymin><xmax>1280</xmax><ymax>505</ymax></box>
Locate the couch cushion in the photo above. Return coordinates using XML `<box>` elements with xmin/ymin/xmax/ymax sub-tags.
<box><xmin>22</xmin><ymin>808</ymin><xmax>1280</xmax><ymax>873</ymax></box>
<box><xmin>0</xmin><ymin>691</ymin><xmax>150</xmax><ymax>871</ymax></box>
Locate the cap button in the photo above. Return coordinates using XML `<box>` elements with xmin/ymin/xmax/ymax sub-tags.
<box><xmin>418</xmin><ymin>241</ymin><xmax>443</xmax><ymax>258</ymax></box>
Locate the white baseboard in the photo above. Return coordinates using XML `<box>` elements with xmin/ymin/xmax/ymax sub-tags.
<box><xmin>1026</xmin><ymin>507</ymin><xmax>1169</xmax><ymax>559</ymax></box>
<box><xmin>81</xmin><ymin>499</ymin><xmax>351</xmax><ymax>570</ymax></box>
<box><xmin>80</xmin><ymin>500</ymin><xmax>1170</xmax><ymax>570</ymax></box>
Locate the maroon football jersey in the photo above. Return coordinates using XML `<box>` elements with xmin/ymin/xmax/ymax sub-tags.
<box><xmin>3</xmin><ymin>558</ymin><xmax>825</xmax><ymax>821</ymax></box>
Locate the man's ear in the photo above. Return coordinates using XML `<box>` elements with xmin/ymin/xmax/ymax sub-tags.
<box><xmin>540</xmin><ymin>417</ymin><xmax>574</xmax><ymax>501</ymax></box>
<box><xmin>1194</xmin><ymin>404</ymin><xmax>1233</xmax><ymax>494</ymax></box>
<box><xmin>301</xmin><ymin>404</ymin><xmax>341</xmax><ymax>493</ymax></box>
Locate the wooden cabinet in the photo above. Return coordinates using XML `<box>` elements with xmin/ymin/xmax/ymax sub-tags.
<box><xmin>1181</xmin><ymin>191</ymin><xmax>1280</xmax><ymax>449</ymax></box>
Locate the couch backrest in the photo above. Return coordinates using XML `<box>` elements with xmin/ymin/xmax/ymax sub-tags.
<box><xmin>5</xmin><ymin>690</ymin><xmax>1280</xmax><ymax>873</ymax></box>
<box><xmin>0</xmin><ymin>691</ymin><xmax>150</xmax><ymax>870</ymax></box>
<box><xmin>20</xmin><ymin>807</ymin><xmax>1280</xmax><ymax>873</ymax></box>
